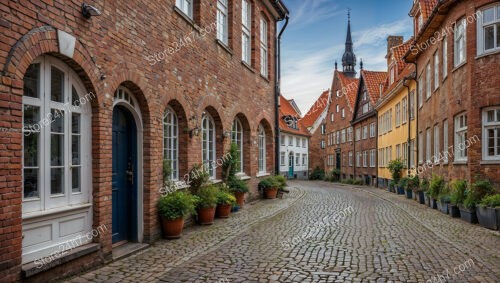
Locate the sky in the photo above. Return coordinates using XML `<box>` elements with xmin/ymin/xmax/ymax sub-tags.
<box><xmin>280</xmin><ymin>0</ymin><xmax>414</xmax><ymax>115</ymax></box>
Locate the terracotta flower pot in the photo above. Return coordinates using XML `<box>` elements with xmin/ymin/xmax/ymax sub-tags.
<box><xmin>265</xmin><ymin>187</ymin><xmax>278</xmax><ymax>199</ymax></box>
<box><xmin>216</xmin><ymin>204</ymin><xmax>232</xmax><ymax>218</ymax></box>
<box><xmin>161</xmin><ymin>217</ymin><xmax>184</xmax><ymax>239</ymax></box>
<box><xmin>234</xmin><ymin>192</ymin><xmax>245</xmax><ymax>207</ymax></box>
<box><xmin>197</xmin><ymin>207</ymin><xmax>216</xmax><ymax>225</ymax></box>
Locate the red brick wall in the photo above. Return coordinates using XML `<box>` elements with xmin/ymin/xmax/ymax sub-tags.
<box><xmin>308</xmin><ymin>120</ymin><xmax>326</xmax><ymax>172</ymax></box>
<box><xmin>0</xmin><ymin>0</ymin><xmax>281</xmax><ymax>281</ymax></box>
<box><xmin>353</xmin><ymin>116</ymin><xmax>378</xmax><ymax>181</ymax></box>
<box><xmin>413</xmin><ymin>0</ymin><xmax>500</xmax><ymax>187</ymax></box>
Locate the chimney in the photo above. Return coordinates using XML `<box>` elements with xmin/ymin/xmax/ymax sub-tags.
<box><xmin>387</xmin><ymin>36</ymin><xmax>404</xmax><ymax>55</ymax></box>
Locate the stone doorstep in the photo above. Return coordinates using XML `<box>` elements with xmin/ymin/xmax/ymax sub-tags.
<box><xmin>22</xmin><ymin>243</ymin><xmax>100</xmax><ymax>278</ymax></box>
<box><xmin>112</xmin><ymin>242</ymin><xmax>149</xmax><ymax>261</ymax></box>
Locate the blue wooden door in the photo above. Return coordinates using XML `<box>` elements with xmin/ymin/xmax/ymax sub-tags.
<box><xmin>288</xmin><ymin>153</ymin><xmax>294</xmax><ymax>178</ymax></box>
<box><xmin>112</xmin><ymin>106</ymin><xmax>138</xmax><ymax>244</ymax></box>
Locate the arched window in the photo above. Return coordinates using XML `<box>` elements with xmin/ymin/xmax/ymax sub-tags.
<box><xmin>231</xmin><ymin>118</ymin><xmax>244</xmax><ymax>173</ymax></box>
<box><xmin>258</xmin><ymin>125</ymin><xmax>266</xmax><ymax>173</ymax></box>
<box><xmin>164</xmin><ymin>107</ymin><xmax>178</xmax><ymax>180</ymax></box>
<box><xmin>22</xmin><ymin>55</ymin><xmax>92</xmax><ymax>262</ymax></box>
<box><xmin>202</xmin><ymin>113</ymin><xmax>216</xmax><ymax>179</ymax></box>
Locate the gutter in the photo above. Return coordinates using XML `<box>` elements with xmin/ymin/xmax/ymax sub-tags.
<box><xmin>275</xmin><ymin>12</ymin><xmax>289</xmax><ymax>175</ymax></box>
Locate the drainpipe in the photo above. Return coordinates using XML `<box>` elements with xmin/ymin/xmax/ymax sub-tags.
<box><xmin>275</xmin><ymin>13</ymin><xmax>289</xmax><ymax>175</ymax></box>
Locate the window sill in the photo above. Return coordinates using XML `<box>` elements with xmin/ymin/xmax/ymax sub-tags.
<box><xmin>475</xmin><ymin>48</ymin><xmax>500</xmax><ymax>59</ymax></box>
<box><xmin>241</xmin><ymin>61</ymin><xmax>256</xmax><ymax>73</ymax></box>
<box><xmin>216</xmin><ymin>39</ymin><xmax>233</xmax><ymax>55</ymax></box>
<box><xmin>235</xmin><ymin>173</ymin><xmax>251</xmax><ymax>180</ymax></box>
<box><xmin>451</xmin><ymin>61</ymin><xmax>466</xmax><ymax>73</ymax></box>
<box><xmin>22</xmin><ymin>243</ymin><xmax>100</xmax><ymax>278</ymax></box>
<box><xmin>209</xmin><ymin>179</ymin><xmax>223</xmax><ymax>184</ymax></box>
<box><xmin>480</xmin><ymin>160</ymin><xmax>500</xmax><ymax>165</ymax></box>
<box><xmin>256</xmin><ymin>172</ymin><xmax>270</xmax><ymax>178</ymax></box>
<box><xmin>173</xmin><ymin>6</ymin><xmax>200</xmax><ymax>32</ymax></box>
<box><xmin>260</xmin><ymin>74</ymin><xmax>270</xmax><ymax>83</ymax></box>
<box><xmin>22</xmin><ymin>203</ymin><xmax>92</xmax><ymax>221</ymax></box>
<box><xmin>453</xmin><ymin>161</ymin><xmax>467</xmax><ymax>165</ymax></box>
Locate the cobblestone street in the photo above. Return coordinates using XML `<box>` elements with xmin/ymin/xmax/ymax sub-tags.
<box><xmin>66</xmin><ymin>181</ymin><xmax>500</xmax><ymax>283</ymax></box>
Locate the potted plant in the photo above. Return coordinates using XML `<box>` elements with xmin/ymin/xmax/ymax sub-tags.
<box><xmin>309</xmin><ymin>166</ymin><xmax>325</xmax><ymax>180</ymax></box>
<box><xmin>259</xmin><ymin>176</ymin><xmax>280</xmax><ymax>199</ymax></box>
<box><xmin>470</xmin><ymin>180</ymin><xmax>495</xmax><ymax>229</ymax></box>
<box><xmin>428</xmin><ymin>175</ymin><xmax>444</xmax><ymax>209</ymax></box>
<box><xmin>437</xmin><ymin>184</ymin><xmax>451</xmax><ymax>214</ymax></box>
<box><xmin>228</xmin><ymin>178</ymin><xmax>249</xmax><ymax>207</ymax></box>
<box><xmin>409</xmin><ymin>175</ymin><xmax>424</xmax><ymax>204</ymax></box>
<box><xmin>274</xmin><ymin>175</ymin><xmax>289</xmax><ymax>199</ymax></box>
<box><xmin>195</xmin><ymin>185</ymin><xmax>219</xmax><ymax>225</ymax></box>
<box><xmin>399</xmin><ymin>177</ymin><xmax>411</xmax><ymax>199</ymax></box>
<box><xmin>158</xmin><ymin>191</ymin><xmax>198</xmax><ymax>239</ymax></box>
<box><xmin>421</xmin><ymin>178</ymin><xmax>430</xmax><ymax>206</ymax></box>
<box><xmin>449</xmin><ymin>180</ymin><xmax>467</xmax><ymax>218</ymax></box>
<box><xmin>388</xmin><ymin>159</ymin><xmax>404</xmax><ymax>195</ymax></box>
<box><xmin>478</xmin><ymin>194</ymin><xmax>500</xmax><ymax>230</ymax></box>
<box><xmin>215</xmin><ymin>190</ymin><xmax>236</xmax><ymax>218</ymax></box>
<box><xmin>388</xmin><ymin>180</ymin><xmax>396</xmax><ymax>193</ymax></box>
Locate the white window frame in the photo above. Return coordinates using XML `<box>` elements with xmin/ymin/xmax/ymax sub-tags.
<box><xmin>231</xmin><ymin>118</ymin><xmax>244</xmax><ymax>173</ymax></box>
<box><xmin>418</xmin><ymin>133</ymin><xmax>424</xmax><ymax>164</ymax></box>
<box><xmin>362</xmin><ymin>125</ymin><xmax>368</xmax><ymax>140</ymax></box>
<box><xmin>176</xmin><ymin>0</ymin><xmax>193</xmax><ymax>19</ymax></box>
<box><xmin>426</xmin><ymin>128</ymin><xmax>431</xmax><ymax>163</ymax></box>
<box><xmin>363</xmin><ymin>151</ymin><xmax>367</xmax><ymax>167</ymax></box>
<box><xmin>418</xmin><ymin>76</ymin><xmax>423</xmax><ymax>107</ymax></box>
<box><xmin>454</xmin><ymin>18</ymin><xmax>466</xmax><ymax>67</ymax></box>
<box><xmin>280</xmin><ymin>134</ymin><xmax>285</xmax><ymax>146</ymax></box>
<box><xmin>434</xmin><ymin>51</ymin><xmax>439</xmax><ymax>90</ymax></box>
<box><xmin>164</xmin><ymin>107</ymin><xmax>179</xmax><ymax>181</ymax></box>
<box><xmin>482</xmin><ymin>107</ymin><xmax>500</xmax><ymax>160</ymax></box>
<box><xmin>426</xmin><ymin>63</ymin><xmax>431</xmax><ymax>99</ymax></box>
<box><xmin>258</xmin><ymin>125</ymin><xmax>266</xmax><ymax>173</ymax></box>
<box><xmin>434</xmin><ymin>125</ymin><xmax>440</xmax><ymax>164</ymax></box>
<box><xmin>241</xmin><ymin>0</ymin><xmax>252</xmax><ymax>64</ymax></box>
<box><xmin>260</xmin><ymin>17</ymin><xmax>269</xmax><ymax>77</ymax></box>
<box><xmin>442</xmin><ymin>36</ymin><xmax>448</xmax><ymax>79</ymax></box>
<box><xmin>477</xmin><ymin>4</ymin><xmax>500</xmax><ymax>56</ymax></box>
<box><xmin>454</xmin><ymin>113</ymin><xmax>468</xmax><ymax>162</ymax></box>
<box><xmin>217</xmin><ymin>0</ymin><xmax>229</xmax><ymax>45</ymax></box>
<box><xmin>370</xmin><ymin>122</ymin><xmax>375</xmax><ymax>138</ymax></box>
<box><xmin>443</xmin><ymin>120</ymin><xmax>449</xmax><ymax>163</ymax></box>
<box><xmin>370</xmin><ymin>149</ymin><xmax>376</xmax><ymax>167</ymax></box>
<box><xmin>402</xmin><ymin>97</ymin><xmax>408</xmax><ymax>124</ymax></box>
<box><xmin>202</xmin><ymin>113</ymin><xmax>217</xmax><ymax>179</ymax></box>
<box><xmin>280</xmin><ymin>152</ymin><xmax>285</xmax><ymax>166</ymax></box>
<box><xmin>355</xmin><ymin>128</ymin><xmax>361</xmax><ymax>141</ymax></box>
<box><xmin>349</xmin><ymin>151</ymin><xmax>353</xmax><ymax>166</ymax></box>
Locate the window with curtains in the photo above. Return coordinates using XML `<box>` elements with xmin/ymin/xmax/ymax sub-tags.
<box><xmin>477</xmin><ymin>4</ymin><xmax>500</xmax><ymax>55</ymax></box>
<box><xmin>231</xmin><ymin>118</ymin><xmax>244</xmax><ymax>173</ymax></box>
<box><xmin>454</xmin><ymin>113</ymin><xmax>468</xmax><ymax>162</ymax></box>
<box><xmin>22</xmin><ymin>56</ymin><xmax>91</xmax><ymax>213</ymax></box>
<box><xmin>176</xmin><ymin>0</ymin><xmax>193</xmax><ymax>19</ymax></box>
<box><xmin>260</xmin><ymin>17</ymin><xmax>268</xmax><ymax>77</ymax></box>
<box><xmin>454</xmin><ymin>18</ymin><xmax>466</xmax><ymax>66</ymax></box>
<box><xmin>217</xmin><ymin>0</ymin><xmax>228</xmax><ymax>45</ymax></box>
<box><xmin>241</xmin><ymin>0</ymin><xmax>251</xmax><ymax>64</ymax></box>
<box><xmin>164</xmin><ymin>107</ymin><xmax>179</xmax><ymax>180</ymax></box>
<box><xmin>482</xmin><ymin>107</ymin><xmax>500</xmax><ymax>160</ymax></box>
<box><xmin>202</xmin><ymin>113</ymin><xmax>216</xmax><ymax>178</ymax></box>
<box><xmin>258</xmin><ymin>125</ymin><xmax>266</xmax><ymax>173</ymax></box>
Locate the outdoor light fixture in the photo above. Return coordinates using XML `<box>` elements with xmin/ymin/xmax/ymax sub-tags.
<box><xmin>222</xmin><ymin>130</ymin><xmax>231</xmax><ymax>139</ymax></box>
<box><xmin>81</xmin><ymin>3</ymin><xmax>101</xmax><ymax>18</ymax></box>
<box><xmin>189</xmin><ymin>127</ymin><xmax>200</xmax><ymax>138</ymax></box>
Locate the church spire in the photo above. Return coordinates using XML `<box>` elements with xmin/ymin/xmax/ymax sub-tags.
<box><xmin>342</xmin><ymin>9</ymin><xmax>357</xmax><ymax>78</ymax></box>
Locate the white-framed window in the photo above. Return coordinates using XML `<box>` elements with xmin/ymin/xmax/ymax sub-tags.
<box><xmin>355</xmin><ymin>128</ymin><xmax>361</xmax><ymax>141</ymax></box>
<box><xmin>409</xmin><ymin>91</ymin><xmax>415</xmax><ymax>120</ymax></box>
<box><xmin>362</xmin><ymin>125</ymin><xmax>368</xmax><ymax>140</ymax></box>
<box><xmin>217</xmin><ymin>0</ymin><xmax>228</xmax><ymax>45</ymax></box>
<box><xmin>402</xmin><ymin>142</ymin><xmax>408</xmax><ymax>165</ymax></box>
<box><xmin>349</xmin><ymin>151</ymin><xmax>353</xmax><ymax>166</ymax></box>
<box><xmin>442</xmin><ymin>36</ymin><xmax>448</xmax><ymax>79</ymax></box>
<box><xmin>363</xmin><ymin>151</ymin><xmax>368</xmax><ymax>167</ymax></box>
<box><xmin>454</xmin><ymin>18</ymin><xmax>466</xmax><ymax>66</ymax></box>
<box><xmin>231</xmin><ymin>118</ymin><xmax>244</xmax><ymax>173</ymax></box>
<box><xmin>331</xmin><ymin>113</ymin><xmax>334</xmax><ymax>122</ymax></box>
<box><xmin>341</xmin><ymin>129</ymin><xmax>346</xmax><ymax>143</ymax></box>
<box><xmin>390</xmin><ymin>66</ymin><xmax>395</xmax><ymax>85</ymax></box>
<box><xmin>395</xmin><ymin>103</ymin><xmax>401</xmax><ymax>127</ymax></box>
<box><xmin>295</xmin><ymin>153</ymin><xmax>300</xmax><ymax>166</ymax></box>
<box><xmin>321</xmin><ymin>124</ymin><xmax>326</xmax><ymax>135</ymax></box>
<box><xmin>443</xmin><ymin>120</ymin><xmax>449</xmax><ymax>163</ymax></box>
<box><xmin>426</xmin><ymin>63</ymin><xmax>431</xmax><ymax>99</ymax></box>
<box><xmin>356</xmin><ymin>152</ymin><xmax>361</xmax><ymax>167</ymax></box>
<box><xmin>280</xmin><ymin>152</ymin><xmax>286</xmax><ymax>166</ymax></box>
<box><xmin>396</xmin><ymin>144</ymin><xmax>401</xmax><ymax>159</ymax></box>
<box><xmin>409</xmin><ymin>140</ymin><xmax>415</xmax><ymax>168</ymax></box>
<box><xmin>477</xmin><ymin>4</ymin><xmax>500</xmax><ymax>55</ymax></box>
<box><xmin>482</xmin><ymin>107</ymin><xmax>500</xmax><ymax>160</ymax></box>
<box><xmin>321</xmin><ymin>140</ymin><xmax>325</xmax><ymax>149</ymax></box>
<box><xmin>202</xmin><ymin>113</ymin><xmax>216</xmax><ymax>179</ymax></box>
<box><xmin>455</xmin><ymin>113</ymin><xmax>468</xmax><ymax>161</ymax></box>
<box><xmin>260</xmin><ymin>17</ymin><xmax>268</xmax><ymax>77</ymax></box>
<box><xmin>164</xmin><ymin>107</ymin><xmax>179</xmax><ymax>180</ymax></box>
<box><xmin>347</xmin><ymin>127</ymin><xmax>353</xmax><ymax>142</ymax></box>
<box><xmin>241</xmin><ymin>0</ymin><xmax>252</xmax><ymax>64</ymax></box>
<box><xmin>258</xmin><ymin>125</ymin><xmax>266</xmax><ymax>173</ymax></box>
<box><xmin>434</xmin><ymin>51</ymin><xmax>439</xmax><ymax>90</ymax></box>
<box><xmin>370</xmin><ymin>122</ymin><xmax>375</xmax><ymax>138</ymax></box>
<box><xmin>341</xmin><ymin>108</ymin><xmax>345</xmax><ymax>118</ymax></box>
<box><xmin>426</xmin><ymin>128</ymin><xmax>431</xmax><ymax>163</ymax></box>
<box><xmin>280</xmin><ymin>134</ymin><xmax>285</xmax><ymax>146</ymax></box>
<box><xmin>370</xmin><ymin>149</ymin><xmax>376</xmax><ymax>167</ymax></box>
<box><xmin>176</xmin><ymin>0</ymin><xmax>193</xmax><ymax>19</ymax></box>
<box><xmin>302</xmin><ymin>154</ymin><xmax>307</xmax><ymax>166</ymax></box>
<box><xmin>402</xmin><ymin>97</ymin><xmax>407</xmax><ymax>124</ymax></box>
<box><xmin>434</xmin><ymin>125</ymin><xmax>440</xmax><ymax>164</ymax></box>
<box><xmin>336</xmin><ymin>104</ymin><xmax>340</xmax><ymax>112</ymax></box>
<box><xmin>295</xmin><ymin>136</ymin><xmax>300</xmax><ymax>147</ymax></box>
<box><xmin>418</xmin><ymin>76</ymin><xmax>423</xmax><ymax>107</ymax></box>
<box><xmin>302</xmin><ymin>138</ymin><xmax>306</xmax><ymax>148</ymax></box>
<box><xmin>288</xmin><ymin>134</ymin><xmax>293</xmax><ymax>145</ymax></box>
<box><xmin>418</xmin><ymin>132</ymin><xmax>423</xmax><ymax>164</ymax></box>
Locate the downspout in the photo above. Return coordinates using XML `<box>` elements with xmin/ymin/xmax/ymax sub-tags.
<box><xmin>275</xmin><ymin>13</ymin><xmax>289</xmax><ymax>175</ymax></box>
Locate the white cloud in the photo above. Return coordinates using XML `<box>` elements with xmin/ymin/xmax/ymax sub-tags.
<box><xmin>289</xmin><ymin>0</ymin><xmax>342</xmax><ymax>28</ymax></box>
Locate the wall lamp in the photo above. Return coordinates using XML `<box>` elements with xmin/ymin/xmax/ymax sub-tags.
<box><xmin>222</xmin><ymin>130</ymin><xmax>231</xmax><ymax>139</ymax></box>
<box><xmin>190</xmin><ymin>126</ymin><xmax>201</xmax><ymax>138</ymax></box>
<box><xmin>82</xmin><ymin>3</ymin><xmax>102</xmax><ymax>18</ymax></box>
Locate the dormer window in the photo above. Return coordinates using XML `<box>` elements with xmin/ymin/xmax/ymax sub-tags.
<box><xmin>362</xmin><ymin>90</ymin><xmax>368</xmax><ymax>101</ymax></box>
<box><xmin>418</xmin><ymin>14</ymin><xmax>423</xmax><ymax>31</ymax></box>
<box><xmin>390</xmin><ymin>66</ymin><xmax>395</xmax><ymax>84</ymax></box>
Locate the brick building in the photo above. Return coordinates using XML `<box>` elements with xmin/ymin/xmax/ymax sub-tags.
<box><xmin>302</xmin><ymin>90</ymin><xmax>330</xmax><ymax>172</ymax></box>
<box><xmin>352</xmin><ymin>70</ymin><xmax>387</xmax><ymax>186</ymax></box>
<box><xmin>405</xmin><ymin>0</ymin><xmax>500</xmax><ymax>187</ymax></box>
<box><xmin>0</xmin><ymin>0</ymin><xmax>288</xmax><ymax>281</ymax></box>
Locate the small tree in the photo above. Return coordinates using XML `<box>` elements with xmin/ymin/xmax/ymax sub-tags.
<box><xmin>222</xmin><ymin>143</ymin><xmax>240</xmax><ymax>183</ymax></box>
<box><xmin>388</xmin><ymin>159</ymin><xmax>404</xmax><ymax>183</ymax></box>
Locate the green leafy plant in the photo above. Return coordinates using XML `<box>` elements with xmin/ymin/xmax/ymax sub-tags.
<box><xmin>352</xmin><ymin>179</ymin><xmax>363</xmax><ymax>185</ymax></box>
<box><xmin>407</xmin><ymin>175</ymin><xmax>420</xmax><ymax>191</ymax></box>
<box><xmin>429</xmin><ymin>174</ymin><xmax>445</xmax><ymax>199</ymax></box>
<box><xmin>163</xmin><ymin>159</ymin><xmax>173</xmax><ymax>185</ymax></box>
<box><xmin>274</xmin><ymin>175</ymin><xmax>287</xmax><ymax>190</ymax></box>
<box><xmin>222</xmin><ymin>143</ymin><xmax>240</xmax><ymax>182</ymax></box>
<box><xmin>227</xmin><ymin>178</ymin><xmax>249</xmax><ymax>193</ymax></box>
<box><xmin>158</xmin><ymin>191</ymin><xmax>198</xmax><ymax>220</ymax></box>
<box><xmin>189</xmin><ymin>164</ymin><xmax>210</xmax><ymax>190</ymax></box>
<box><xmin>195</xmin><ymin>185</ymin><xmax>220</xmax><ymax>208</ymax></box>
<box><xmin>309</xmin><ymin>166</ymin><xmax>325</xmax><ymax>180</ymax></box>
<box><xmin>464</xmin><ymin>180</ymin><xmax>494</xmax><ymax>209</ymax></box>
<box><xmin>399</xmin><ymin>177</ymin><xmax>409</xmax><ymax>190</ymax></box>
<box><xmin>479</xmin><ymin>194</ymin><xmax>500</xmax><ymax>208</ymax></box>
<box><xmin>420</xmin><ymin>178</ymin><xmax>430</xmax><ymax>192</ymax></box>
<box><xmin>388</xmin><ymin>159</ymin><xmax>404</xmax><ymax>183</ymax></box>
<box><xmin>216</xmin><ymin>191</ymin><xmax>237</xmax><ymax>205</ymax></box>
<box><xmin>389</xmin><ymin>179</ymin><xmax>396</xmax><ymax>189</ymax></box>
<box><xmin>438</xmin><ymin>183</ymin><xmax>451</xmax><ymax>203</ymax></box>
<box><xmin>258</xmin><ymin>176</ymin><xmax>280</xmax><ymax>190</ymax></box>
<box><xmin>450</xmin><ymin>179</ymin><xmax>467</xmax><ymax>205</ymax></box>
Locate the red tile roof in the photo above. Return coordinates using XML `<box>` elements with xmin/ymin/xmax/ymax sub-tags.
<box><xmin>336</xmin><ymin>71</ymin><xmax>359</xmax><ymax>111</ymax></box>
<box><xmin>279</xmin><ymin>96</ymin><xmax>311</xmax><ymax>136</ymax></box>
<box><xmin>360</xmin><ymin>70</ymin><xmax>388</xmax><ymax>105</ymax></box>
<box><xmin>420</xmin><ymin>0</ymin><xmax>439</xmax><ymax>22</ymax></box>
<box><xmin>382</xmin><ymin>38</ymin><xmax>415</xmax><ymax>97</ymax></box>
<box><xmin>301</xmin><ymin>90</ymin><xmax>330</xmax><ymax>128</ymax></box>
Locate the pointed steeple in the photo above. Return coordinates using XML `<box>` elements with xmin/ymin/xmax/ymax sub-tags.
<box><xmin>342</xmin><ymin>9</ymin><xmax>357</xmax><ymax>78</ymax></box>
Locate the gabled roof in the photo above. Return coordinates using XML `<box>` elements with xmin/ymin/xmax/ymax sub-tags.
<box><xmin>360</xmin><ymin>70</ymin><xmax>388</xmax><ymax>105</ymax></box>
<box><xmin>279</xmin><ymin>96</ymin><xmax>311</xmax><ymax>137</ymax></box>
<box><xmin>391</xmin><ymin>38</ymin><xmax>413</xmax><ymax>74</ymax></box>
<box><xmin>335</xmin><ymin>71</ymin><xmax>359</xmax><ymax>111</ymax></box>
<box><xmin>301</xmin><ymin>90</ymin><xmax>330</xmax><ymax>128</ymax></box>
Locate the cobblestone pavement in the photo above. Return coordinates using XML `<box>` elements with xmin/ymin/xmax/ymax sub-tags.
<box><xmin>66</xmin><ymin>181</ymin><xmax>500</xmax><ymax>283</ymax></box>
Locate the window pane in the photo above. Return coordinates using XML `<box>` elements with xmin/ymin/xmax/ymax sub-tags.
<box><xmin>72</xmin><ymin>166</ymin><xmax>81</xmax><ymax>193</ymax></box>
<box><xmin>488</xmin><ymin>129</ymin><xmax>495</xmax><ymax>156</ymax></box>
<box><xmin>24</xmin><ymin>63</ymin><xmax>40</xmax><ymax>98</ymax></box>
<box><xmin>497</xmin><ymin>23</ymin><xmax>500</xmax><ymax>48</ymax></box>
<box><xmin>483</xmin><ymin>7</ymin><xmax>495</xmax><ymax>23</ymax></box>
<box><xmin>51</xmin><ymin>66</ymin><xmax>65</xmax><ymax>103</ymax></box>
<box><xmin>72</xmin><ymin>135</ymin><xmax>80</xmax><ymax>165</ymax></box>
<box><xmin>23</xmin><ymin>105</ymin><xmax>40</xmax><ymax>130</ymax></box>
<box><xmin>51</xmin><ymin>134</ymin><xmax>64</xmax><ymax>166</ymax></box>
<box><xmin>24</xmin><ymin>168</ymin><xmax>39</xmax><ymax>198</ymax></box>
<box><xmin>72</xmin><ymin>86</ymin><xmax>80</xmax><ymax>106</ymax></box>
<box><xmin>72</xmin><ymin>113</ymin><xmax>81</xmax><ymax>134</ymax></box>
<box><xmin>485</xmin><ymin>25</ymin><xmax>494</xmax><ymax>50</ymax></box>
<box><xmin>24</xmin><ymin>132</ymin><xmax>39</xmax><ymax>167</ymax></box>
<box><xmin>51</xmin><ymin>109</ymin><xmax>65</xmax><ymax>133</ymax></box>
<box><xmin>51</xmin><ymin>168</ymin><xmax>64</xmax><ymax>195</ymax></box>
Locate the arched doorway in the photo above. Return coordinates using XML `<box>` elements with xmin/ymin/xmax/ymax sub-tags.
<box><xmin>112</xmin><ymin>87</ymin><xmax>144</xmax><ymax>244</ymax></box>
